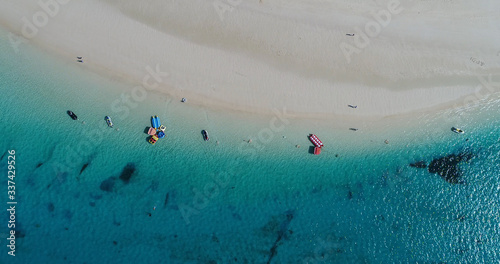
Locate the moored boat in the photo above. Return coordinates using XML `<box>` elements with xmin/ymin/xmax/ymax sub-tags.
<box><xmin>314</xmin><ymin>147</ymin><xmax>321</xmax><ymax>155</ymax></box>
<box><xmin>308</xmin><ymin>134</ymin><xmax>323</xmax><ymax>148</ymax></box>
<box><xmin>148</xmin><ymin>127</ymin><xmax>157</xmax><ymax>135</ymax></box>
<box><xmin>451</xmin><ymin>127</ymin><xmax>464</xmax><ymax>134</ymax></box>
<box><xmin>155</xmin><ymin>116</ymin><xmax>161</xmax><ymax>128</ymax></box>
<box><xmin>105</xmin><ymin>116</ymin><xmax>113</xmax><ymax>127</ymax></box>
<box><xmin>202</xmin><ymin>130</ymin><xmax>209</xmax><ymax>141</ymax></box>
<box><xmin>151</xmin><ymin>115</ymin><xmax>161</xmax><ymax>129</ymax></box>
<box><xmin>149</xmin><ymin>135</ymin><xmax>159</xmax><ymax>145</ymax></box>
<box><xmin>67</xmin><ymin>110</ymin><xmax>78</xmax><ymax>120</ymax></box>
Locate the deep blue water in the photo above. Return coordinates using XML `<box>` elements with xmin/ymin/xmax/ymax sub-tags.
<box><xmin>1</xmin><ymin>28</ymin><xmax>500</xmax><ymax>264</ymax></box>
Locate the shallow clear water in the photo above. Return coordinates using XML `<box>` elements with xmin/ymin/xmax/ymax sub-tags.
<box><xmin>1</xmin><ymin>28</ymin><xmax>500</xmax><ymax>264</ymax></box>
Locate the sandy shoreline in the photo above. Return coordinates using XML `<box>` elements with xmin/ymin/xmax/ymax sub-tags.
<box><xmin>1</xmin><ymin>0</ymin><xmax>499</xmax><ymax>120</ymax></box>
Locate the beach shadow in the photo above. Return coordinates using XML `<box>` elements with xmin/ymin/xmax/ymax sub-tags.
<box><xmin>308</xmin><ymin>146</ymin><xmax>315</xmax><ymax>154</ymax></box>
<box><xmin>305</xmin><ymin>135</ymin><xmax>316</xmax><ymax>154</ymax></box>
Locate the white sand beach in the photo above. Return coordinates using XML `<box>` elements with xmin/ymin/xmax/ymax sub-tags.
<box><xmin>1</xmin><ymin>0</ymin><xmax>499</xmax><ymax>120</ymax></box>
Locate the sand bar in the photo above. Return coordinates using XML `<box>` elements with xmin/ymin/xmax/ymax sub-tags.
<box><xmin>1</xmin><ymin>0</ymin><xmax>499</xmax><ymax>119</ymax></box>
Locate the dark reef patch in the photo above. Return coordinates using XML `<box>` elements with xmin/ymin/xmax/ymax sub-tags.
<box><xmin>410</xmin><ymin>152</ymin><xmax>473</xmax><ymax>184</ymax></box>
<box><xmin>63</xmin><ymin>209</ymin><xmax>73</xmax><ymax>220</ymax></box>
<box><xmin>80</xmin><ymin>163</ymin><xmax>89</xmax><ymax>175</ymax></box>
<box><xmin>16</xmin><ymin>230</ymin><xmax>26</xmax><ymax>238</ymax></box>
<box><xmin>428</xmin><ymin>152</ymin><xmax>473</xmax><ymax>184</ymax></box>
<box><xmin>409</xmin><ymin>161</ymin><xmax>427</xmax><ymax>168</ymax></box>
<box><xmin>266</xmin><ymin>210</ymin><xmax>295</xmax><ymax>264</ymax></box>
<box><xmin>48</xmin><ymin>203</ymin><xmax>55</xmax><ymax>212</ymax></box>
<box><xmin>163</xmin><ymin>193</ymin><xmax>170</xmax><ymax>208</ymax></box>
<box><xmin>100</xmin><ymin>177</ymin><xmax>117</xmax><ymax>192</ymax></box>
<box><xmin>119</xmin><ymin>163</ymin><xmax>136</xmax><ymax>183</ymax></box>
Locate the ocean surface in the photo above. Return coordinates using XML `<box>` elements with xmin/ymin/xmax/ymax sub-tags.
<box><xmin>1</xmin><ymin>28</ymin><xmax>500</xmax><ymax>264</ymax></box>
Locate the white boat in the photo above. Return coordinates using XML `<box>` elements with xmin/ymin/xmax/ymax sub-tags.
<box><xmin>451</xmin><ymin>127</ymin><xmax>464</xmax><ymax>134</ymax></box>
<box><xmin>105</xmin><ymin>116</ymin><xmax>113</xmax><ymax>128</ymax></box>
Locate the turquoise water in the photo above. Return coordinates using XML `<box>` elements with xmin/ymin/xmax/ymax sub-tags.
<box><xmin>1</xmin><ymin>29</ymin><xmax>500</xmax><ymax>264</ymax></box>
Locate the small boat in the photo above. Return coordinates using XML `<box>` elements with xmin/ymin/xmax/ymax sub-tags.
<box><xmin>451</xmin><ymin>127</ymin><xmax>464</xmax><ymax>134</ymax></box>
<box><xmin>105</xmin><ymin>116</ymin><xmax>113</xmax><ymax>127</ymax></box>
<box><xmin>67</xmin><ymin>110</ymin><xmax>78</xmax><ymax>120</ymax></box>
<box><xmin>151</xmin><ymin>115</ymin><xmax>161</xmax><ymax>129</ymax></box>
<box><xmin>159</xmin><ymin>125</ymin><xmax>166</xmax><ymax>132</ymax></box>
<box><xmin>151</xmin><ymin>116</ymin><xmax>157</xmax><ymax>128</ymax></box>
<box><xmin>157</xmin><ymin>131</ymin><xmax>165</xmax><ymax>138</ymax></box>
<box><xmin>202</xmin><ymin>130</ymin><xmax>209</xmax><ymax>141</ymax></box>
<box><xmin>181</xmin><ymin>98</ymin><xmax>186</xmax><ymax>103</ymax></box>
<box><xmin>313</xmin><ymin>147</ymin><xmax>322</xmax><ymax>155</ymax></box>
<box><xmin>156</xmin><ymin>116</ymin><xmax>161</xmax><ymax>127</ymax></box>
<box><xmin>308</xmin><ymin>134</ymin><xmax>323</xmax><ymax>148</ymax></box>
<box><xmin>147</xmin><ymin>127</ymin><xmax>157</xmax><ymax>136</ymax></box>
<box><xmin>149</xmin><ymin>135</ymin><xmax>158</xmax><ymax>145</ymax></box>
